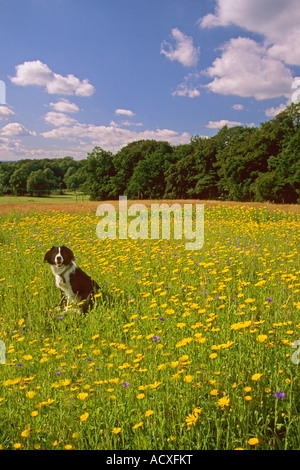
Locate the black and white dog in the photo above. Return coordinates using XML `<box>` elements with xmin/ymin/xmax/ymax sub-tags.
<box><xmin>44</xmin><ymin>245</ymin><xmax>99</xmax><ymax>313</ymax></box>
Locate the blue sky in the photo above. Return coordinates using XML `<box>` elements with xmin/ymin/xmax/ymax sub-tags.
<box><xmin>0</xmin><ymin>0</ymin><xmax>299</xmax><ymax>160</ymax></box>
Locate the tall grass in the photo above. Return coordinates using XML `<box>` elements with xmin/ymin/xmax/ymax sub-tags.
<box><xmin>0</xmin><ymin>204</ymin><xmax>299</xmax><ymax>450</ymax></box>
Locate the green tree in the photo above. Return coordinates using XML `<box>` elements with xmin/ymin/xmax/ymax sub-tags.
<box><xmin>26</xmin><ymin>169</ymin><xmax>51</xmax><ymax>196</ymax></box>
<box><xmin>81</xmin><ymin>147</ymin><xmax>115</xmax><ymax>200</ymax></box>
<box><xmin>127</xmin><ymin>143</ymin><xmax>174</xmax><ymax>199</ymax></box>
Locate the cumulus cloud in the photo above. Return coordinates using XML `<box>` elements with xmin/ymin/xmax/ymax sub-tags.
<box><xmin>0</xmin><ymin>122</ymin><xmax>36</xmax><ymax>137</ymax></box>
<box><xmin>265</xmin><ymin>103</ymin><xmax>288</xmax><ymax>117</ymax></box>
<box><xmin>49</xmin><ymin>99</ymin><xmax>79</xmax><ymax>113</ymax></box>
<box><xmin>0</xmin><ymin>106</ymin><xmax>15</xmax><ymax>120</ymax></box>
<box><xmin>232</xmin><ymin>104</ymin><xmax>244</xmax><ymax>111</ymax></box>
<box><xmin>43</xmin><ymin>111</ymin><xmax>78</xmax><ymax>127</ymax></box>
<box><xmin>115</xmin><ymin>109</ymin><xmax>135</xmax><ymax>117</ymax></box>
<box><xmin>10</xmin><ymin>60</ymin><xmax>95</xmax><ymax>96</ymax></box>
<box><xmin>206</xmin><ymin>119</ymin><xmax>242</xmax><ymax>128</ymax></box>
<box><xmin>161</xmin><ymin>28</ymin><xmax>200</xmax><ymax>67</ymax></box>
<box><xmin>172</xmin><ymin>73</ymin><xmax>201</xmax><ymax>98</ymax></box>
<box><xmin>198</xmin><ymin>0</ymin><xmax>300</xmax><ymax>66</ymax></box>
<box><xmin>204</xmin><ymin>37</ymin><xmax>293</xmax><ymax>100</ymax></box>
<box><xmin>41</xmin><ymin>122</ymin><xmax>190</xmax><ymax>152</ymax></box>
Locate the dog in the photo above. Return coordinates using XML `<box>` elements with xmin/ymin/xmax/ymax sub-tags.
<box><xmin>44</xmin><ymin>245</ymin><xmax>99</xmax><ymax>313</ymax></box>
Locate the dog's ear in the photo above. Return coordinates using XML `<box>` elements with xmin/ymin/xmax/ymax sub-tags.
<box><xmin>44</xmin><ymin>246</ymin><xmax>55</xmax><ymax>263</ymax></box>
<box><xmin>61</xmin><ymin>246</ymin><xmax>75</xmax><ymax>263</ymax></box>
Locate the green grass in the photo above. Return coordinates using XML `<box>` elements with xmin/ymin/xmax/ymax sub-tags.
<box><xmin>0</xmin><ymin>192</ymin><xmax>88</xmax><ymax>204</ymax></box>
<box><xmin>0</xmin><ymin>204</ymin><xmax>299</xmax><ymax>450</ymax></box>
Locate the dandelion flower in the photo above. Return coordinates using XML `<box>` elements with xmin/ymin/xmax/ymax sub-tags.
<box><xmin>13</xmin><ymin>443</ymin><xmax>21</xmax><ymax>449</ymax></box>
<box><xmin>251</xmin><ymin>373</ymin><xmax>263</xmax><ymax>381</ymax></box>
<box><xmin>31</xmin><ymin>410</ymin><xmax>38</xmax><ymax>417</ymax></box>
<box><xmin>217</xmin><ymin>397</ymin><xmax>230</xmax><ymax>408</ymax></box>
<box><xmin>137</xmin><ymin>393</ymin><xmax>145</xmax><ymax>400</ymax></box>
<box><xmin>21</xmin><ymin>428</ymin><xmax>30</xmax><ymax>437</ymax></box>
<box><xmin>185</xmin><ymin>413</ymin><xmax>198</xmax><ymax>427</ymax></box>
<box><xmin>248</xmin><ymin>437</ymin><xmax>259</xmax><ymax>446</ymax></box>
<box><xmin>133</xmin><ymin>422</ymin><xmax>143</xmax><ymax>430</ymax></box>
<box><xmin>77</xmin><ymin>392</ymin><xmax>88</xmax><ymax>400</ymax></box>
<box><xmin>80</xmin><ymin>412</ymin><xmax>89</xmax><ymax>422</ymax></box>
<box><xmin>112</xmin><ymin>427</ymin><xmax>121</xmax><ymax>435</ymax></box>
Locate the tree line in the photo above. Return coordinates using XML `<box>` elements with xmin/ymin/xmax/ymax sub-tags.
<box><xmin>0</xmin><ymin>103</ymin><xmax>299</xmax><ymax>203</ymax></box>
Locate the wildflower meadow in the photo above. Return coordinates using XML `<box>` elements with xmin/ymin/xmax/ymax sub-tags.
<box><xmin>0</xmin><ymin>202</ymin><xmax>299</xmax><ymax>450</ymax></box>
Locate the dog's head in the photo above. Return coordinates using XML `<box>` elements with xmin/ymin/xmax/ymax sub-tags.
<box><xmin>44</xmin><ymin>245</ymin><xmax>75</xmax><ymax>267</ymax></box>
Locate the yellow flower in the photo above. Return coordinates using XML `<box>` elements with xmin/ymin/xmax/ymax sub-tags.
<box><xmin>209</xmin><ymin>353</ymin><xmax>218</xmax><ymax>359</ymax></box>
<box><xmin>245</xmin><ymin>395</ymin><xmax>252</xmax><ymax>401</ymax></box>
<box><xmin>257</xmin><ymin>335</ymin><xmax>268</xmax><ymax>343</ymax></box>
<box><xmin>31</xmin><ymin>410</ymin><xmax>38</xmax><ymax>417</ymax></box>
<box><xmin>77</xmin><ymin>392</ymin><xmax>88</xmax><ymax>400</ymax></box>
<box><xmin>251</xmin><ymin>373</ymin><xmax>263</xmax><ymax>381</ymax></box>
<box><xmin>65</xmin><ymin>445</ymin><xmax>72</xmax><ymax>450</ymax></box>
<box><xmin>26</xmin><ymin>391</ymin><xmax>36</xmax><ymax>399</ymax></box>
<box><xmin>217</xmin><ymin>396</ymin><xmax>230</xmax><ymax>408</ymax></box>
<box><xmin>60</xmin><ymin>379</ymin><xmax>72</xmax><ymax>386</ymax></box>
<box><xmin>14</xmin><ymin>443</ymin><xmax>21</xmax><ymax>449</ymax></box>
<box><xmin>133</xmin><ymin>422</ymin><xmax>143</xmax><ymax>430</ymax></box>
<box><xmin>18</xmin><ymin>318</ymin><xmax>25</xmax><ymax>326</ymax></box>
<box><xmin>21</xmin><ymin>428</ymin><xmax>30</xmax><ymax>437</ymax></box>
<box><xmin>80</xmin><ymin>412</ymin><xmax>89</xmax><ymax>422</ymax></box>
<box><xmin>184</xmin><ymin>375</ymin><xmax>194</xmax><ymax>383</ymax></box>
<box><xmin>23</xmin><ymin>354</ymin><xmax>33</xmax><ymax>361</ymax></box>
<box><xmin>145</xmin><ymin>410</ymin><xmax>154</xmax><ymax>417</ymax></box>
<box><xmin>244</xmin><ymin>387</ymin><xmax>252</xmax><ymax>392</ymax></box>
<box><xmin>136</xmin><ymin>393</ymin><xmax>145</xmax><ymax>400</ymax></box>
<box><xmin>248</xmin><ymin>437</ymin><xmax>259</xmax><ymax>446</ymax></box>
<box><xmin>185</xmin><ymin>413</ymin><xmax>198</xmax><ymax>427</ymax></box>
<box><xmin>112</xmin><ymin>427</ymin><xmax>121</xmax><ymax>435</ymax></box>
<box><xmin>210</xmin><ymin>389</ymin><xmax>219</xmax><ymax>396</ymax></box>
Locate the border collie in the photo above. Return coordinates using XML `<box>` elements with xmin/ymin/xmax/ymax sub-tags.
<box><xmin>44</xmin><ymin>245</ymin><xmax>99</xmax><ymax>313</ymax></box>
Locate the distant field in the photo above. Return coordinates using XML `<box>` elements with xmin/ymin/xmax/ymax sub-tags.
<box><xmin>0</xmin><ymin>192</ymin><xmax>88</xmax><ymax>204</ymax></box>
<box><xmin>0</xmin><ymin>196</ymin><xmax>299</xmax><ymax>215</ymax></box>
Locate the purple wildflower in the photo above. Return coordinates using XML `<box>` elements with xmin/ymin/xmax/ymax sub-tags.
<box><xmin>152</xmin><ymin>336</ymin><xmax>160</xmax><ymax>341</ymax></box>
<box><xmin>275</xmin><ymin>391</ymin><xmax>285</xmax><ymax>398</ymax></box>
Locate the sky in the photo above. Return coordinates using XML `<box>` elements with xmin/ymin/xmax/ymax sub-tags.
<box><xmin>0</xmin><ymin>0</ymin><xmax>300</xmax><ymax>161</ymax></box>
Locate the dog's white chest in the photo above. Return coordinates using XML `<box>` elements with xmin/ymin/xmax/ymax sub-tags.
<box><xmin>51</xmin><ymin>263</ymin><xmax>77</xmax><ymax>301</ymax></box>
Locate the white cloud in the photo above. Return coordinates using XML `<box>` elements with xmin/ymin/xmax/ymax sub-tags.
<box><xmin>115</xmin><ymin>109</ymin><xmax>135</xmax><ymax>117</ymax></box>
<box><xmin>49</xmin><ymin>99</ymin><xmax>79</xmax><ymax>113</ymax></box>
<box><xmin>172</xmin><ymin>73</ymin><xmax>201</xmax><ymax>98</ymax></box>
<box><xmin>206</xmin><ymin>119</ymin><xmax>242</xmax><ymax>128</ymax></box>
<box><xmin>198</xmin><ymin>0</ymin><xmax>300</xmax><ymax>66</ymax></box>
<box><xmin>204</xmin><ymin>37</ymin><xmax>293</xmax><ymax>100</ymax></box>
<box><xmin>43</xmin><ymin>111</ymin><xmax>78</xmax><ymax>127</ymax></box>
<box><xmin>232</xmin><ymin>104</ymin><xmax>244</xmax><ymax>111</ymax></box>
<box><xmin>161</xmin><ymin>28</ymin><xmax>200</xmax><ymax>67</ymax></box>
<box><xmin>0</xmin><ymin>122</ymin><xmax>36</xmax><ymax>137</ymax></box>
<box><xmin>265</xmin><ymin>103</ymin><xmax>287</xmax><ymax>117</ymax></box>
<box><xmin>10</xmin><ymin>60</ymin><xmax>95</xmax><ymax>96</ymax></box>
<box><xmin>41</xmin><ymin>122</ymin><xmax>190</xmax><ymax>153</ymax></box>
<box><xmin>0</xmin><ymin>106</ymin><xmax>15</xmax><ymax>120</ymax></box>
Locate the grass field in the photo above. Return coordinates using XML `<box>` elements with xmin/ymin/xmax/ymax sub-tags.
<box><xmin>0</xmin><ymin>200</ymin><xmax>299</xmax><ymax>450</ymax></box>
